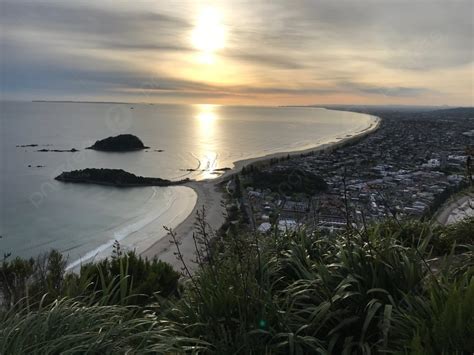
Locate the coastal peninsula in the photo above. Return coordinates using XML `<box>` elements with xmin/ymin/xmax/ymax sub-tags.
<box><xmin>55</xmin><ymin>168</ymin><xmax>189</xmax><ymax>187</ymax></box>
<box><xmin>87</xmin><ymin>134</ymin><xmax>149</xmax><ymax>151</ymax></box>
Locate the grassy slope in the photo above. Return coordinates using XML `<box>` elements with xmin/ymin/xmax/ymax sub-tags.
<box><xmin>1</xmin><ymin>218</ymin><xmax>473</xmax><ymax>354</ymax></box>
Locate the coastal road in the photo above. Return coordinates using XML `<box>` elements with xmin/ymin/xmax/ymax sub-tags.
<box><xmin>435</xmin><ymin>192</ymin><xmax>474</xmax><ymax>225</ymax></box>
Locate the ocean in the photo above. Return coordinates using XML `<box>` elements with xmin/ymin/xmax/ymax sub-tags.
<box><xmin>0</xmin><ymin>102</ymin><xmax>374</xmax><ymax>265</ymax></box>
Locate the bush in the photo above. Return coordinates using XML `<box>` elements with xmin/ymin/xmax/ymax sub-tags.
<box><xmin>393</xmin><ymin>269</ymin><xmax>474</xmax><ymax>353</ymax></box>
<box><xmin>79</xmin><ymin>249</ymin><xmax>180</xmax><ymax>305</ymax></box>
<box><xmin>1</xmin><ymin>220</ymin><xmax>472</xmax><ymax>353</ymax></box>
<box><xmin>246</xmin><ymin>167</ymin><xmax>327</xmax><ymax>195</ymax></box>
<box><xmin>0</xmin><ymin>250</ymin><xmax>67</xmax><ymax>309</ymax></box>
<box><xmin>438</xmin><ymin>217</ymin><xmax>474</xmax><ymax>253</ymax></box>
<box><xmin>370</xmin><ymin>216</ymin><xmax>474</xmax><ymax>255</ymax></box>
<box><xmin>152</xmin><ymin>224</ymin><xmax>473</xmax><ymax>353</ymax></box>
<box><xmin>0</xmin><ymin>247</ymin><xmax>180</xmax><ymax>309</ymax></box>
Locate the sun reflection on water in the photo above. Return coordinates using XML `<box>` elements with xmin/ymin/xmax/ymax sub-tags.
<box><xmin>195</xmin><ymin>104</ymin><xmax>221</xmax><ymax>179</ymax></box>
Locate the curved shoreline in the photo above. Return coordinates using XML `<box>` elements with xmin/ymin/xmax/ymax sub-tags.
<box><xmin>66</xmin><ymin>186</ymin><xmax>197</xmax><ymax>271</ymax></box>
<box><xmin>141</xmin><ymin>112</ymin><xmax>381</xmax><ymax>272</ymax></box>
<box><xmin>141</xmin><ymin>181</ymin><xmax>225</xmax><ymax>272</ymax></box>
<box><xmin>218</xmin><ymin>114</ymin><xmax>380</xmax><ymax>182</ymax></box>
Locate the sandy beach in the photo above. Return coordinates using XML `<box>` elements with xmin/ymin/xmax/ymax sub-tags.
<box><xmin>141</xmin><ymin>181</ymin><xmax>226</xmax><ymax>272</ymax></box>
<box><xmin>65</xmin><ymin>186</ymin><xmax>197</xmax><ymax>271</ymax></box>
<box><xmin>141</xmin><ymin>114</ymin><xmax>380</xmax><ymax>272</ymax></box>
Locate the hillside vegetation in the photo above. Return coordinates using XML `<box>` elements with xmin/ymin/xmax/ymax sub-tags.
<box><xmin>1</xmin><ymin>217</ymin><xmax>473</xmax><ymax>354</ymax></box>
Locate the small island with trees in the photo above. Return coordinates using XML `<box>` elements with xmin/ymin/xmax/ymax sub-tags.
<box><xmin>87</xmin><ymin>134</ymin><xmax>149</xmax><ymax>152</ymax></box>
<box><xmin>55</xmin><ymin>168</ymin><xmax>189</xmax><ymax>187</ymax></box>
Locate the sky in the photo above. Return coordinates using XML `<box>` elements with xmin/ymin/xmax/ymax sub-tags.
<box><xmin>1</xmin><ymin>0</ymin><xmax>473</xmax><ymax>106</ymax></box>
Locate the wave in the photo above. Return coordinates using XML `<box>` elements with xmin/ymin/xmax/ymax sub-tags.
<box><xmin>65</xmin><ymin>187</ymin><xmax>169</xmax><ymax>271</ymax></box>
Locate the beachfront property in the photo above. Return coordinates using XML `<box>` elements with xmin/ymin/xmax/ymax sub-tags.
<box><xmin>237</xmin><ymin>108</ymin><xmax>473</xmax><ymax>230</ymax></box>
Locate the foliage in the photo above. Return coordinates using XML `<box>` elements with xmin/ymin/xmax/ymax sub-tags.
<box><xmin>424</xmin><ymin>183</ymin><xmax>471</xmax><ymax>218</ymax></box>
<box><xmin>0</xmin><ymin>250</ymin><xmax>67</xmax><ymax>309</ymax></box>
<box><xmin>393</xmin><ymin>270</ymin><xmax>474</xmax><ymax>354</ymax></box>
<box><xmin>438</xmin><ymin>217</ymin><xmax>474</xmax><ymax>253</ymax></box>
<box><xmin>155</xmin><ymin>218</ymin><xmax>473</xmax><ymax>353</ymax></box>
<box><xmin>0</xmin><ymin>296</ymin><xmax>212</xmax><ymax>354</ymax></box>
<box><xmin>1</xmin><ymin>218</ymin><xmax>472</xmax><ymax>354</ymax></box>
<box><xmin>372</xmin><ymin>216</ymin><xmax>474</xmax><ymax>255</ymax></box>
<box><xmin>78</xmin><ymin>247</ymin><xmax>180</xmax><ymax>305</ymax></box>
<box><xmin>0</xmin><ymin>246</ymin><xmax>180</xmax><ymax>309</ymax></box>
<box><xmin>245</xmin><ymin>167</ymin><xmax>328</xmax><ymax>195</ymax></box>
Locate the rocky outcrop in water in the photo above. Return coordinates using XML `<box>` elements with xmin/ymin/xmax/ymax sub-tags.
<box><xmin>87</xmin><ymin>134</ymin><xmax>148</xmax><ymax>152</ymax></box>
<box><xmin>55</xmin><ymin>168</ymin><xmax>189</xmax><ymax>187</ymax></box>
<box><xmin>37</xmin><ymin>148</ymin><xmax>79</xmax><ymax>152</ymax></box>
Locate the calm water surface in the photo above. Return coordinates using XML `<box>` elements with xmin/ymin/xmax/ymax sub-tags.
<box><xmin>0</xmin><ymin>102</ymin><xmax>373</xmax><ymax>263</ymax></box>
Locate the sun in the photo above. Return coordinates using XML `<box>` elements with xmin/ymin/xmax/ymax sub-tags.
<box><xmin>196</xmin><ymin>104</ymin><xmax>218</xmax><ymax>122</ymax></box>
<box><xmin>191</xmin><ymin>7</ymin><xmax>226</xmax><ymax>63</ymax></box>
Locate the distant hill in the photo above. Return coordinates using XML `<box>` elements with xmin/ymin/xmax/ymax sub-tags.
<box><xmin>312</xmin><ymin>104</ymin><xmax>449</xmax><ymax>112</ymax></box>
<box><xmin>310</xmin><ymin>105</ymin><xmax>474</xmax><ymax>119</ymax></box>
<box><xmin>423</xmin><ymin>107</ymin><xmax>474</xmax><ymax>119</ymax></box>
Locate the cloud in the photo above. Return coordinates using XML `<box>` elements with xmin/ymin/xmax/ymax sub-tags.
<box><xmin>226</xmin><ymin>52</ymin><xmax>306</xmax><ymax>70</ymax></box>
<box><xmin>1</xmin><ymin>0</ymin><xmax>472</xmax><ymax>105</ymax></box>
<box><xmin>1</xmin><ymin>0</ymin><xmax>192</xmax><ymax>53</ymax></box>
<box><xmin>233</xmin><ymin>0</ymin><xmax>473</xmax><ymax>70</ymax></box>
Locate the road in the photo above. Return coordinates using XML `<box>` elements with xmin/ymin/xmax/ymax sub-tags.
<box><xmin>435</xmin><ymin>192</ymin><xmax>474</xmax><ymax>225</ymax></box>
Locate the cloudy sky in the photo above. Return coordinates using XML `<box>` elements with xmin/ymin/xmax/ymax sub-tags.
<box><xmin>1</xmin><ymin>0</ymin><xmax>473</xmax><ymax>105</ymax></box>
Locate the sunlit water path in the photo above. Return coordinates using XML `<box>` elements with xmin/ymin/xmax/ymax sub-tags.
<box><xmin>1</xmin><ymin>102</ymin><xmax>374</xmax><ymax>263</ymax></box>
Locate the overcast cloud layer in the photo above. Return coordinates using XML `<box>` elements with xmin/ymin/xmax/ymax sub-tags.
<box><xmin>1</xmin><ymin>0</ymin><xmax>473</xmax><ymax>105</ymax></box>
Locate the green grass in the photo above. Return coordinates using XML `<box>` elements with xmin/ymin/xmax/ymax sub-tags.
<box><xmin>1</xmin><ymin>218</ymin><xmax>473</xmax><ymax>354</ymax></box>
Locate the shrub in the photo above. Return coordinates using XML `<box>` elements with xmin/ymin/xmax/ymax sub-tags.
<box><xmin>370</xmin><ymin>216</ymin><xmax>474</xmax><ymax>255</ymax></box>
<box><xmin>79</xmin><ymin>250</ymin><xmax>180</xmax><ymax>305</ymax></box>
<box><xmin>1</xmin><ymin>220</ymin><xmax>472</xmax><ymax>353</ymax></box>
<box><xmin>393</xmin><ymin>268</ymin><xmax>474</xmax><ymax>353</ymax></box>
<box><xmin>153</xmin><ymin>224</ymin><xmax>473</xmax><ymax>353</ymax></box>
<box><xmin>0</xmin><ymin>248</ymin><xmax>180</xmax><ymax>309</ymax></box>
<box><xmin>246</xmin><ymin>167</ymin><xmax>328</xmax><ymax>195</ymax></box>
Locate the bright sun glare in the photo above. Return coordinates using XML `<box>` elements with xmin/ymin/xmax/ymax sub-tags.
<box><xmin>191</xmin><ymin>8</ymin><xmax>226</xmax><ymax>63</ymax></box>
<box><xmin>196</xmin><ymin>104</ymin><xmax>218</xmax><ymax>122</ymax></box>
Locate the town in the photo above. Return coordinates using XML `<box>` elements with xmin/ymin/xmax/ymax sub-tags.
<box><xmin>226</xmin><ymin>107</ymin><xmax>474</xmax><ymax>233</ymax></box>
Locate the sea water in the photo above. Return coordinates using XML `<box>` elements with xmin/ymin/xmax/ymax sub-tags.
<box><xmin>0</xmin><ymin>102</ymin><xmax>374</xmax><ymax>264</ymax></box>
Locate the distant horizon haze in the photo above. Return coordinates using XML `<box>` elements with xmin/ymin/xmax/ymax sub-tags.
<box><xmin>1</xmin><ymin>100</ymin><xmax>471</xmax><ymax>110</ymax></box>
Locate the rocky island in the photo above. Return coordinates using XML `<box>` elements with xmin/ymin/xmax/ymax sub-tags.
<box><xmin>37</xmin><ymin>148</ymin><xmax>79</xmax><ymax>152</ymax></box>
<box><xmin>55</xmin><ymin>168</ymin><xmax>189</xmax><ymax>187</ymax></box>
<box><xmin>87</xmin><ymin>134</ymin><xmax>149</xmax><ymax>151</ymax></box>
